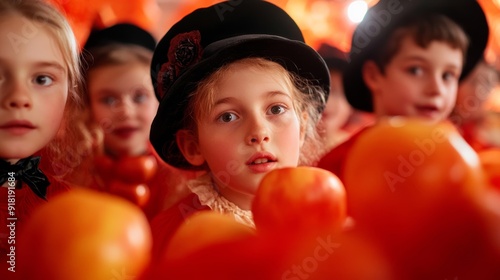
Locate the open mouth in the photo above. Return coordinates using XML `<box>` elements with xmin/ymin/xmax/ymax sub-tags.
<box><xmin>416</xmin><ymin>105</ymin><xmax>440</xmax><ymax>117</ymax></box>
<box><xmin>250</xmin><ymin>158</ymin><xmax>276</xmax><ymax>165</ymax></box>
<box><xmin>247</xmin><ymin>152</ymin><xmax>277</xmax><ymax>166</ymax></box>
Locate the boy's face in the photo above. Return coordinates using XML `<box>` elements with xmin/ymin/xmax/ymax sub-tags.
<box><xmin>181</xmin><ymin>62</ymin><xmax>304</xmax><ymax>210</ymax></box>
<box><xmin>0</xmin><ymin>15</ymin><xmax>68</xmax><ymax>162</ymax></box>
<box><xmin>88</xmin><ymin>62</ymin><xmax>158</xmax><ymax>157</ymax></box>
<box><xmin>366</xmin><ymin>36</ymin><xmax>463</xmax><ymax>122</ymax></box>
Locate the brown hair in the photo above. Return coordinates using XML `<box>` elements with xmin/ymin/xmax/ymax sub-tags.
<box><xmin>373</xmin><ymin>14</ymin><xmax>469</xmax><ymax>73</ymax></box>
<box><xmin>183</xmin><ymin>57</ymin><xmax>327</xmax><ymax>167</ymax></box>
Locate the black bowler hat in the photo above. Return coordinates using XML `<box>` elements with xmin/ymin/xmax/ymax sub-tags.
<box><xmin>83</xmin><ymin>23</ymin><xmax>156</xmax><ymax>52</ymax></box>
<box><xmin>149</xmin><ymin>0</ymin><xmax>330</xmax><ymax>170</ymax></box>
<box><xmin>317</xmin><ymin>43</ymin><xmax>348</xmax><ymax>72</ymax></box>
<box><xmin>343</xmin><ymin>0</ymin><xmax>489</xmax><ymax>112</ymax></box>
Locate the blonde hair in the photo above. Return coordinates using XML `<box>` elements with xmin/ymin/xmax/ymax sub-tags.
<box><xmin>0</xmin><ymin>0</ymin><xmax>86</xmax><ymax>178</ymax></box>
<box><xmin>185</xmin><ymin>57</ymin><xmax>327</xmax><ymax>166</ymax></box>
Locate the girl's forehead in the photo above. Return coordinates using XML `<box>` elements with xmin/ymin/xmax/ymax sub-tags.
<box><xmin>0</xmin><ymin>15</ymin><xmax>65</xmax><ymax>64</ymax></box>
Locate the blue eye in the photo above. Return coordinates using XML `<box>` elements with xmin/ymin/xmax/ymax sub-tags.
<box><xmin>101</xmin><ymin>96</ymin><xmax>117</xmax><ymax>106</ymax></box>
<box><xmin>408</xmin><ymin>66</ymin><xmax>423</xmax><ymax>76</ymax></box>
<box><xmin>443</xmin><ymin>71</ymin><xmax>458</xmax><ymax>82</ymax></box>
<box><xmin>35</xmin><ymin>75</ymin><xmax>53</xmax><ymax>86</ymax></box>
<box><xmin>217</xmin><ymin>112</ymin><xmax>238</xmax><ymax>123</ymax></box>
<box><xmin>268</xmin><ymin>105</ymin><xmax>286</xmax><ymax>115</ymax></box>
<box><xmin>133</xmin><ymin>93</ymin><xmax>148</xmax><ymax>103</ymax></box>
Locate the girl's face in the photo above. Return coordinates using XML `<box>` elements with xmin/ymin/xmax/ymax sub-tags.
<box><xmin>185</xmin><ymin>63</ymin><xmax>304</xmax><ymax>210</ymax></box>
<box><xmin>0</xmin><ymin>14</ymin><xmax>69</xmax><ymax>162</ymax></box>
<box><xmin>367</xmin><ymin>36</ymin><xmax>463</xmax><ymax>122</ymax></box>
<box><xmin>88</xmin><ymin>62</ymin><xmax>158</xmax><ymax>157</ymax></box>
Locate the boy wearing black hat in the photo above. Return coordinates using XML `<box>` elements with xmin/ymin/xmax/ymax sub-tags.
<box><xmin>317</xmin><ymin>0</ymin><xmax>489</xmax><ymax>180</ymax></box>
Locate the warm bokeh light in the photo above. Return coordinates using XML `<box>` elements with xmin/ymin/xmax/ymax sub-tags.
<box><xmin>486</xmin><ymin>86</ymin><xmax>500</xmax><ymax>112</ymax></box>
<box><xmin>347</xmin><ymin>0</ymin><xmax>368</xmax><ymax>23</ymax></box>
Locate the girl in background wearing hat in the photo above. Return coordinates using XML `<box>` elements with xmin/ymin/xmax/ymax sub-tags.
<box><xmin>0</xmin><ymin>0</ymin><xmax>84</xmax><ymax>274</ymax></box>
<box><xmin>148</xmin><ymin>0</ymin><xmax>330</xmax><ymax>258</ymax></box>
<box><xmin>68</xmin><ymin>23</ymin><xmax>199</xmax><ymax>221</ymax></box>
<box><xmin>317</xmin><ymin>0</ymin><xmax>489</xmax><ymax>181</ymax></box>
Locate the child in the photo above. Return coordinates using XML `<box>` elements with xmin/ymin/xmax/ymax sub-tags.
<box><xmin>73</xmin><ymin>23</ymin><xmax>199</xmax><ymax>220</ymax></box>
<box><xmin>0</xmin><ymin>0</ymin><xmax>83</xmax><ymax>274</ymax></box>
<box><xmin>148</xmin><ymin>0</ymin><xmax>330</xmax><ymax>257</ymax></box>
<box><xmin>317</xmin><ymin>43</ymin><xmax>374</xmax><ymax>151</ymax></box>
<box><xmin>317</xmin><ymin>0</ymin><xmax>489</xmax><ymax>180</ymax></box>
<box><xmin>451</xmin><ymin>58</ymin><xmax>499</xmax><ymax>151</ymax></box>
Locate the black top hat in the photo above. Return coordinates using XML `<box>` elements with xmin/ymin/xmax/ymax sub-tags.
<box><xmin>343</xmin><ymin>0</ymin><xmax>489</xmax><ymax>112</ymax></box>
<box><xmin>317</xmin><ymin>43</ymin><xmax>348</xmax><ymax>72</ymax></box>
<box><xmin>149</xmin><ymin>0</ymin><xmax>330</xmax><ymax>170</ymax></box>
<box><xmin>83</xmin><ymin>23</ymin><xmax>156</xmax><ymax>52</ymax></box>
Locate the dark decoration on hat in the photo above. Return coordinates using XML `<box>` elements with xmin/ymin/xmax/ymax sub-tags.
<box><xmin>157</xmin><ymin>31</ymin><xmax>202</xmax><ymax>99</ymax></box>
<box><xmin>343</xmin><ymin>0</ymin><xmax>489</xmax><ymax>112</ymax></box>
<box><xmin>149</xmin><ymin>0</ymin><xmax>330</xmax><ymax>170</ymax></box>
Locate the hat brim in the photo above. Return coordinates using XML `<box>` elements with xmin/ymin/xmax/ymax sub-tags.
<box><xmin>344</xmin><ymin>0</ymin><xmax>489</xmax><ymax>112</ymax></box>
<box><xmin>150</xmin><ymin>34</ymin><xmax>330</xmax><ymax>169</ymax></box>
<box><xmin>83</xmin><ymin>23</ymin><xmax>156</xmax><ymax>52</ymax></box>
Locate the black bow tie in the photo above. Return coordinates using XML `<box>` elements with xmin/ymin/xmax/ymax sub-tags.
<box><xmin>0</xmin><ymin>156</ymin><xmax>50</xmax><ymax>200</ymax></box>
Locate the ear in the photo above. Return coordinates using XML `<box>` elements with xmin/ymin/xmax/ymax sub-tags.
<box><xmin>176</xmin><ymin>129</ymin><xmax>205</xmax><ymax>166</ymax></box>
<box><xmin>362</xmin><ymin>60</ymin><xmax>384</xmax><ymax>95</ymax></box>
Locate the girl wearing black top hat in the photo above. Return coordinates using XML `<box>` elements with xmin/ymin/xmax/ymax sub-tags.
<box><xmin>148</xmin><ymin>0</ymin><xmax>330</xmax><ymax>257</ymax></box>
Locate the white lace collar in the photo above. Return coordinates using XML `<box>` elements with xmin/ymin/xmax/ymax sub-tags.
<box><xmin>186</xmin><ymin>173</ymin><xmax>255</xmax><ymax>228</ymax></box>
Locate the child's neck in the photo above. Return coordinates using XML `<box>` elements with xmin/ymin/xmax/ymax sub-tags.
<box><xmin>211</xmin><ymin>177</ymin><xmax>254</xmax><ymax>211</ymax></box>
<box><xmin>104</xmin><ymin>148</ymin><xmax>149</xmax><ymax>159</ymax></box>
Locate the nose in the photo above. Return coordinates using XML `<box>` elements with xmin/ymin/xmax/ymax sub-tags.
<box><xmin>246</xmin><ymin>116</ymin><xmax>270</xmax><ymax>145</ymax></box>
<box><xmin>2</xmin><ymin>80</ymin><xmax>32</xmax><ymax>109</ymax></box>
<box><xmin>426</xmin><ymin>74</ymin><xmax>446</xmax><ymax>97</ymax></box>
<box><xmin>116</xmin><ymin>99</ymin><xmax>134</xmax><ymax>119</ymax></box>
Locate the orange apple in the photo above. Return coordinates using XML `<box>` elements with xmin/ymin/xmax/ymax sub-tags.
<box><xmin>343</xmin><ymin>117</ymin><xmax>491</xmax><ymax>278</ymax></box>
<box><xmin>163</xmin><ymin>211</ymin><xmax>256</xmax><ymax>261</ymax></box>
<box><xmin>16</xmin><ymin>189</ymin><xmax>152</xmax><ymax>280</ymax></box>
<box><xmin>252</xmin><ymin>166</ymin><xmax>347</xmax><ymax>240</ymax></box>
<box><xmin>115</xmin><ymin>155</ymin><xmax>158</xmax><ymax>184</ymax></box>
<box><xmin>108</xmin><ymin>181</ymin><xmax>151</xmax><ymax>208</ymax></box>
<box><xmin>477</xmin><ymin>148</ymin><xmax>500</xmax><ymax>190</ymax></box>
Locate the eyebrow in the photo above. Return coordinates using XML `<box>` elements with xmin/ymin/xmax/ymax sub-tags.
<box><xmin>94</xmin><ymin>88</ymin><xmax>120</xmax><ymax>97</ymax></box>
<box><xmin>213</xmin><ymin>90</ymin><xmax>292</xmax><ymax>106</ymax></box>
<box><xmin>33</xmin><ymin>61</ymin><xmax>66</xmax><ymax>73</ymax></box>
<box><xmin>402</xmin><ymin>56</ymin><xmax>461</xmax><ymax>69</ymax></box>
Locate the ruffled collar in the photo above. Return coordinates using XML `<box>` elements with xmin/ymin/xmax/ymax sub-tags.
<box><xmin>187</xmin><ymin>173</ymin><xmax>255</xmax><ymax>228</ymax></box>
